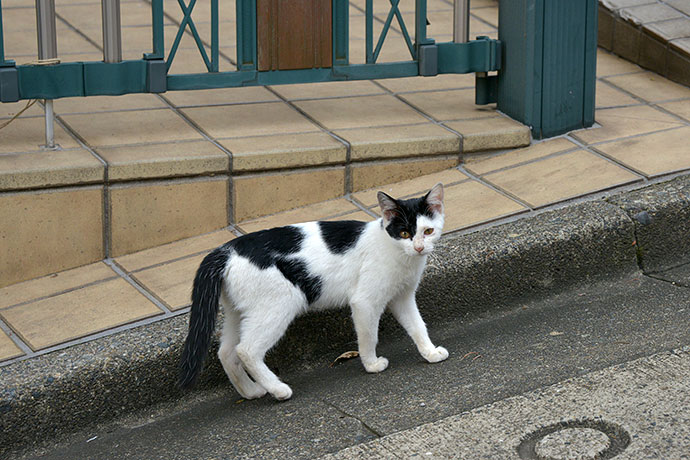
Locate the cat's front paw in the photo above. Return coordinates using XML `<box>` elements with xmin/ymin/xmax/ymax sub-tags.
<box><xmin>423</xmin><ymin>346</ymin><xmax>449</xmax><ymax>363</ymax></box>
<box><xmin>269</xmin><ymin>383</ymin><xmax>293</xmax><ymax>401</ymax></box>
<box><xmin>363</xmin><ymin>356</ymin><xmax>389</xmax><ymax>373</ymax></box>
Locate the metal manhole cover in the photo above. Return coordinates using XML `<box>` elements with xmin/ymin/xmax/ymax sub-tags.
<box><xmin>516</xmin><ymin>419</ymin><xmax>631</xmax><ymax>460</ymax></box>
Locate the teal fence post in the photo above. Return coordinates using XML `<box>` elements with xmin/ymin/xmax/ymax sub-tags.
<box><xmin>497</xmin><ymin>0</ymin><xmax>597</xmax><ymax>139</ymax></box>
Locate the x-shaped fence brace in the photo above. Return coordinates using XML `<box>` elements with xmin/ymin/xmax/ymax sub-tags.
<box><xmin>367</xmin><ymin>0</ymin><xmax>416</xmax><ymax>64</ymax></box>
<box><xmin>166</xmin><ymin>0</ymin><xmax>219</xmax><ymax>72</ymax></box>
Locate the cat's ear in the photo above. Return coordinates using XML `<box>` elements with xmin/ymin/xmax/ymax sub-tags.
<box><xmin>425</xmin><ymin>183</ymin><xmax>444</xmax><ymax>215</ymax></box>
<box><xmin>377</xmin><ymin>191</ymin><xmax>399</xmax><ymax>223</ymax></box>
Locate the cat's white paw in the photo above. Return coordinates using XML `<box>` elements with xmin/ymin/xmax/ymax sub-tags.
<box><xmin>423</xmin><ymin>346</ymin><xmax>449</xmax><ymax>363</ymax></box>
<box><xmin>270</xmin><ymin>383</ymin><xmax>293</xmax><ymax>401</ymax></box>
<box><xmin>363</xmin><ymin>356</ymin><xmax>389</xmax><ymax>373</ymax></box>
<box><xmin>240</xmin><ymin>386</ymin><xmax>267</xmax><ymax>400</ymax></box>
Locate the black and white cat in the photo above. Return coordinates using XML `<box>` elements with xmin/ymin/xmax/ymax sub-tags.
<box><xmin>179</xmin><ymin>183</ymin><xmax>448</xmax><ymax>400</ymax></box>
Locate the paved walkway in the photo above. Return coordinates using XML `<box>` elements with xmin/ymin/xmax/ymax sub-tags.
<box><xmin>1</xmin><ymin>1</ymin><xmax>690</xmax><ymax>372</ymax></box>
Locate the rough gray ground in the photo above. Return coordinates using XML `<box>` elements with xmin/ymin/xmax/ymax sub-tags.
<box><xmin>10</xmin><ymin>269</ymin><xmax>690</xmax><ymax>459</ymax></box>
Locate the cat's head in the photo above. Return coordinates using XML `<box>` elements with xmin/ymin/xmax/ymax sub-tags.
<box><xmin>377</xmin><ymin>183</ymin><xmax>444</xmax><ymax>257</ymax></box>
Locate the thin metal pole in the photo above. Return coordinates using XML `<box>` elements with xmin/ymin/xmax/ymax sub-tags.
<box><xmin>35</xmin><ymin>0</ymin><xmax>58</xmax><ymax>149</ymax></box>
<box><xmin>453</xmin><ymin>0</ymin><xmax>470</xmax><ymax>43</ymax></box>
<box><xmin>101</xmin><ymin>0</ymin><xmax>122</xmax><ymax>63</ymax></box>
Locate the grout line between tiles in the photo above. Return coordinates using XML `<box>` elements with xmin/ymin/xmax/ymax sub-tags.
<box><xmin>347</xmin><ymin>195</ymin><xmax>381</xmax><ymax>218</ymax></box>
<box><xmin>566</xmin><ymin>135</ymin><xmax>651</xmax><ymax>180</ymax></box>
<box><xmin>0</xmin><ymin>275</ymin><xmax>120</xmax><ymax>313</ymax></box>
<box><xmin>262</xmin><ymin>86</ymin><xmax>354</xmax><ymax>194</ymax></box>
<box><xmin>369</xmin><ymin>80</ymin><xmax>466</xmax><ymax>158</ymax></box>
<box><xmin>465</xmin><ymin>146</ymin><xmax>583</xmax><ymax>177</ymax></box>
<box><xmin>457</xmin><ymin>164</ymin><xmax>536</xmax><ymax>210</ymax></box>
<box><xmin>0</xmin><ymin>307</ymin><xmax>191</xmax><ymax>368</ymax></box>
<box><xmin>0</xmin><ymin>317</ymin><xmax>34</xmax><ymax>357</ymax></box>
<box><xmin>104</xmin><ymin>259</ymin><xmax>173</xmax><ymax>314</ymax></box>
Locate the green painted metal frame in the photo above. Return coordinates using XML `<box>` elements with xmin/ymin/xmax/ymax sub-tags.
<box><xmin>496</xmin><ymin>0</ymin><xmax>597</xmax><ymax>139</ymax></box>
<box><xmin>0</xmin><ymin>0</ymin><xmax>501</xmax><ymax>103</ymax></box>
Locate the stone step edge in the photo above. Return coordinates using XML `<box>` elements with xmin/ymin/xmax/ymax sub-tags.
<box><xmin>1</xmin><ymin>173</ymin><xmax>689</xmax><ymax>454</ymax></box>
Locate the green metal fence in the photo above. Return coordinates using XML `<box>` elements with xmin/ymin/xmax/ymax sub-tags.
<box><xmin>0</xmin><ymin>0</ymin><xmax>598</xmax><ymax>140</ymax></box>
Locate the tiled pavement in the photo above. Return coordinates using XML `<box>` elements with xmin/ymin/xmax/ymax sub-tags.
<box><xmin>2</xmin><ymin>0</ymin><xmax>690</xmax><ymax>365</ymax></box>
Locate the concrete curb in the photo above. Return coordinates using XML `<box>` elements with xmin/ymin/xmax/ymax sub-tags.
<box><xmin>1</xmin><ymin>174</ymin><xmax>689</xmax><ymax>453</ymax></box>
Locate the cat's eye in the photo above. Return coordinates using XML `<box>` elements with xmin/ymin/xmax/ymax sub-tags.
<box><xmin>424</xmin><ymin>228</ymin><xmax>434</xmax><ymax>235</ymax></box>
<box><xmin>399</xmin><ymin>230</ymin><xmax>411</xmax><ymax>239</ymax></box>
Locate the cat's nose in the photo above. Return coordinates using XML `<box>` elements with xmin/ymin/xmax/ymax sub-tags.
<box><xmin>414</xmin><ymin>245</ymin><xmax>424</xmax><ymax>253</ymax></box>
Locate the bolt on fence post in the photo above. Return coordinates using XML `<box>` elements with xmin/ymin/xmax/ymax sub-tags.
<box><xmin>35</xmin><ymin>0</ymin><xmax>58</xmax><ymax>150</ymax></box>
<box><xmin>453</xmin><ymin>0</ymin><xmax>469</xmax><ymax>44</ymax></box>
<box><xmin>101</xmin><ymin>0</ymin><xmax>122</xmax><ymax>63</ymax></box>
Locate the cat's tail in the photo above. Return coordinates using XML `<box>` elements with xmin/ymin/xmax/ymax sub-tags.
<box><xmin>178</xmin><ymin>245</ymin><xmax>230</xmax><ymax>389</ymax></box>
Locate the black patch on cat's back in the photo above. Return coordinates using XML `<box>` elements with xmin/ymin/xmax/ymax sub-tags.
<box><xmin>228</xmin><ymin>225</ymin><xmax>304</xmax><ymax>269</ymax></box>
<box><xmin>275</xmin><ymin>258</ymin><xmax>322</xmax><ymax>304</ymax></box>
<box><xmin>318</xmin><ymin>220</ymin><xmax>366</xmax><ymax>254</ymax></box>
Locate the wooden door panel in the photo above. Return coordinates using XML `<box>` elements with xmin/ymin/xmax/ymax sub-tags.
<box><xmin>257</xmin><ymin>0</ymin><xmax>332</xmax><ymax>71</ymax></box>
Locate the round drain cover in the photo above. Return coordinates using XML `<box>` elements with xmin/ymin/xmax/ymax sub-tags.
<box><xmin>517</xmin><ymin>419</ymin><xmax>630</xmax><ymax>460</ymax></box>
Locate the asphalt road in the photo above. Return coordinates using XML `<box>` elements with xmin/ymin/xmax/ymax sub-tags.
<box><xmin>14</xmin><ymin>263</ymin><xmax>690</xmax><ymax>460</ymax></box>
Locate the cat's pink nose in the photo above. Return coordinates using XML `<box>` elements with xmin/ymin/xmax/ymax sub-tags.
<box><xmin>415</xmin><ymin>246</ymin><xmax>424</xmax><ymax>253</ymax></box>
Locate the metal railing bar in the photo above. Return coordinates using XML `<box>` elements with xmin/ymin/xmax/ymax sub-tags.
<box><xmin>391</xmin><ymin>2</ymin><xmax>416</xmax><ymax>59</ymax></box>
<box><xmin>176</xmin><ymin>0</ymin><xmax>212</xmax><ymax>71</ymax></box>
<box><xmin>365</xmin><ymin>0</ymin><xmax>373</xmax><ymax>63</ymax></box>
<box><xmin>211</xmin><ymin>0</ymin><xmax>218</xmax><ymax>72</ymax></box>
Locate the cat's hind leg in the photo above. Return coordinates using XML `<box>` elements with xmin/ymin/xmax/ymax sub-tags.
<box><xmin>235</xmin><ymin>299</ymin><xmax>301</xmax><ymax>401</ymax></box>
<box><xmin>218</xmin><ymin>306</ymin><xmax>267</xmax><ymax>399</ymax></box>
<box><xmin>389</xmin><ymin>290</ymin><xmax>448</xmax><ymax>363</ymax></box>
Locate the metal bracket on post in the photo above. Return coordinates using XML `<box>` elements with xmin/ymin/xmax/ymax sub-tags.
<box><xmin>0</xmin><ymin>66</ymin><xmax>19</xmax><ymax>102</ymax></box>
<box><xmin>418</xmin><ymin>44</ymin><xmax>438</xmax><ymax>76</ymax></box>
<box><xmin>146</xmin><ymin>59</ymin><xmax>167</xmax><ymax>93</ymax></box>
<box><xmin>475</xmin><ymin>71</ymin><xmax>498</xmax><ymax>104</ymax></box>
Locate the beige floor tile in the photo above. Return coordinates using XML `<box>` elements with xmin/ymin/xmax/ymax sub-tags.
<box><xmin>0</xmin><ymin>149</ymin><xmax>103</xmax><ymax>191</ymax></box>
<box><xmin>0</xmin><ymin>187</ymin><xmax>104</xmax><ymax>288</ymax></box>
<box><xmin>442</xmin><ymin>180</ymin><xmax>526</xmax><ymax>232</ymax></box>
<box><xmin>604</xmin><ymin>71</ymin><xmax>690</xmax><ymax>102</ymax></box>
<box><xmin>234</xmin><ymin>167</ymin><xmax>346</xmax><ymax>222</ymax></box>
<box><xmin>4</xmin><ymin>22</ymin><xmax>98</xmax><ymax>58</ymax></box>
<box><xmin>571</xmin><ymin>106</ymin><xmax>685</xmax><ymax>145</ymax></box>
<box><xmin>471</xmin><ymin>6</ymin><xmax>499</xmax><ymax>27</ymax></box>
<box><xmin>595</xmin><ymin>126</ymin><xmax>690</xmax><ymax>177</ymax></box>
<box><xmin>1</xmin><ymin>278</ymin><xmax>162</xmax><ymax>350</ymax></box>
<box><xmin>271</xmin><ymin>80</ymin><xmax>385</xmax><ymax>100</ymax></box>
<box><xmin>596</xmin><ymin>50</ymin><xmax>643</xmax><ymax>77</ymax></box>
<box><xmin>294</xmin><ymin>95</ymin><xmax>427</xmax><ymax>130</ymax></box>
<box><xmin>400</xmin><ymin>89</ymin><xmax>498</xmax><ymax>121</ymax></box>
<box><xmin>352</xmin><ymin>156</ymin><xmax>458</xmax><ymax>192</ymax></box>
<box><xmin>0</xmin><ymin>262</ymin><xmax>116</xmax><ymax>310</ymax></box>
<box><xmin>168</xmin><ymin>47</ymin><xmax>219</xmax><ymax>74</ymax></box>
<box><xmin>465</xmin><ymin>138</ymin><xmax>578</xmax><ymax>176</ymax></box>
<box><xmin>0</xmin><ymin>117</ymin><xmax>80</xmax><ymax>153</ymax></box>
<box><xmin>238</xmin><ymin>198</ymin><xmax>358</xmax><ymax>233</ymax></box>
<box><xmin>96</xmin><ymin>141</ymin><xmax>228</xmax><ymax>181</ymax></box>
<box><xmin>445</xmin><ymin>117</ymin><xmax>530</xmax><ymax>152</ymax></box>
<box><xmin>324</xmin><ymin>210</ymin><xmax>377</xmax><ymax>222</ymax></box>
<box><xmin>182</xmin><ymin>103</ymin><xmax>319</xmax><ymax>138</ymax></box>
<box><xmin>117</xmin><ymin>229</ymin><xmax>236</xmax><ymax>272</ymax></box>
<box><xmin>485</xmin><ymin>150</ymin><xmax>640</xmax><ymax>208</ymax></box>
<box><xmin>0</xmin><ymin>100</ymin><xmax>44</xmax><ymax>119</ymax></box>
<box><xmin>163</xmin><ymin>87</ymin><xmax>280</xmax><ymax>107</ymax></box>
<box><xmin>0</xmin><ymin>331</ymin><xmax>23</xmax><ymax>361</ymax></box>
<box><xmin>110</xmin><ymin>178</ymin><xmax>228</xmax><ymax>257</ymax></box>
<box><xmin>337</xmin><ymin>123</ymin><xmax>460</xmax><ymax>161</ymax></box>
<box><xmin>657</xmin><ymin>99</ymin><xmax>690</xmax><ymax>122</ymax></box>
<box><xmin>352</xmin><ymin>168</ymin><xmax>468</xmax><ymax>207</ymax></box>
<box><xmin>221</xmin><ymin>132</ymin><xmax>346</xmax><ymax>172</ymax></box>
<box><xmin>61</xmin><ymin>109</ymin><xmax>204</xmax><ymax>147</ymax></box>
<box><xmin>133</xmin><ymin>254</ymin><xmax>204</xmax><ymax>311</ymax></box>
<box><xmin>54</xmin><ymin>94</ymin><xmax>168</xmax><ymax>114</ymax></box>
<box><xmin>596</xmin><ymin>81</ymin><xmax>641</xmax><ymax>108</ymax></box>
<box><xmin>375</xmin><ymin>74</ymin><xmax>475</xmax><ymax>93</ymax></box>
